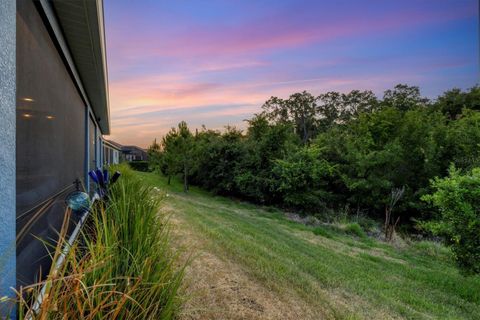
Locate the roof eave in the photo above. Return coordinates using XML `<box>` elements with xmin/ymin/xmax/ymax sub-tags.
<box><xmin>50</xmin><ymin>0</ymin><xmax>110</xmax><ymax>134</ymax></box>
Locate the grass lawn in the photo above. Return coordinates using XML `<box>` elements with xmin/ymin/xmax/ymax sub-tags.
<box><xmin>137</xmin><ymin>171</ymin><xmax>480</xmax><ymax>319</ymax></box>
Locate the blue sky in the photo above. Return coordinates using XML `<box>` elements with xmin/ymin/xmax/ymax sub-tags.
<box><xmin>104</xmin><ymin>0</ymin><xmax>478</xmax><ymax>147</ymax></box>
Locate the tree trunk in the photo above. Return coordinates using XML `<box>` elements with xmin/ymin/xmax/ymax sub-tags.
<box><xmin>167</xmin><ymin>175</ymin><xmax>171</xmax><ymax>185</ymax></box>
<box><xmin>301</xmin><ymin>114</ymin><xmax>308</xmax><ymax>144</ymax></box>
<box><xmin>183</xmin><ymin>164</ymin><xmax>188</xmax><ymax>193</ymax></box>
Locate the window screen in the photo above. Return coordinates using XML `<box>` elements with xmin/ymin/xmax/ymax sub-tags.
<box><xmin>16</xmin><ymin>0</ymin><xmax>87</xmax><ymax>287</ymax></box>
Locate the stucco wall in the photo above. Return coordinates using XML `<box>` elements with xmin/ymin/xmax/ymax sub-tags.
<box><xmin>0</xmin><ymin>0</ymin><xmax>16</xmax><ymax>303</ymax></box>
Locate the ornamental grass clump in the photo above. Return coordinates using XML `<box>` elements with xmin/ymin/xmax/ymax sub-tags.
<box><xmin>13</xmin><ymin>164</ymin><xmax>184</xmax><ymax>319</ymax></box>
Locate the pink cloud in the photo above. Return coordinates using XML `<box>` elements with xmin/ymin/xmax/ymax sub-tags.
<box><xmin>108</xmin><ymin>4</ymin><xmax>474</xmax><ymax>62</ymax></box>
<box><xmin>104</xmin><ymin>0</ymin><xmax>477</xmax><ymax>147</ymax></box>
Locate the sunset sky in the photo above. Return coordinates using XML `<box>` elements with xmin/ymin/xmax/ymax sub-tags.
<box><xmin>104</xmin><ymin>0</ymin><xmax>478</xmax><ymax>148</ymax></box>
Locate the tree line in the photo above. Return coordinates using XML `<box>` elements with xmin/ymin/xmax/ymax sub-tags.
<box><xmin>148</xmin><ymin>84</ymin><xmax>480</xmax><ymax>274</ymax></box>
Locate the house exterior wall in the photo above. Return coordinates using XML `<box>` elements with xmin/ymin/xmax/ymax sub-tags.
<box><xmin>0</xmin><ymin>0</ymin><xmax>16</xmax><ymax>303</ymax></box>
<box><xmin>0</xmin><ymin>0</ymin><xmax>108</xmax><ymax>301</ymax></box>
<box><xmin>15</xmin><ymin>0</ymin><xmax>92</xmax><ymax>287</ymax></box>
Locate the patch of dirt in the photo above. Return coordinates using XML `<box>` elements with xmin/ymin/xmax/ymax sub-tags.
<box><xmin>162</xmin><ymin>206</ymin><xmax>321</xmax><ymax>320</ymax></box>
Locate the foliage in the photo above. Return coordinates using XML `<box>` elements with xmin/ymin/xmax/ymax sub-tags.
<box><xmin>147</xmin><ymin>138</ymin><xmax>162</xmax><ymax>172</ymax></box>
<box><xmin>272</xmin><ymin>145</ymin><xmax>334</xmax><ymax>212</ymax></box>
<box><xmin>262</xmin><ymin>91</ymin><xmax>317</xmax><ymax>144</ymax></box>
<box><xmin>190</xmin><ymin>126</ymin><xmax>245</xmax><ymax>195</ymax></box>
<box><xmin>161</xmin><ymin>121</ymin><xmax>195</xmax><ymax>191</ymax></box>
<box><xmin>234</xmin><ymin>115</ymin><xmax>296</xmax><ymax>203</ymax></box>
<box><xmin>434</xmin><ymin>86</ymin><xmax>480</xmax><ymax>120</ymax></box>
<box><xmin>128</xmin><ymin>160</ymin><xmax>150</xmax><ymax>172</ymax></box>
<box><xmin>421</xmin><ymin>166</ymin><xmax>480</xmax><ymax>274</ymax></box>
<box><xmin>382</xmin><ymin>83</ymin><xmax>429</xmax><ymax>111</ymax></box>
<box><xmin>344</xmin><ymin>222</ymin><xmax>367</xmax><ymax>239</ymax></box>
<box><xmin>445</xmin><ymin>110</ymin><xmax>480</xmax><ymax>170</ymax></box>
<box><xmin>147</xmin><ymin>84</ymin><xmax>480</xmax><ymax>238</ymax></box>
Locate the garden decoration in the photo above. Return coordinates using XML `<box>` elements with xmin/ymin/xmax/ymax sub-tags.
<box><xmin>88</xmin><ymin>168</ymin><xmax>121</xmax><ymax>199</ymax></box>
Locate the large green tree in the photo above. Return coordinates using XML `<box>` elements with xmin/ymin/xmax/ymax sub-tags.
<box><xmin>262</xmin><ymin>91</ymin><xmax>318</xmax><ymax>144</ymax></box>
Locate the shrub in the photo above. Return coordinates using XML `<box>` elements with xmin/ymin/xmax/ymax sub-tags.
<box><xmin>272</xmin><ymin>146</ymin><xmax>335</xmax><ymax>212</ymax></box>
<box><xmin>421</xmin><ymin>166</ymin><xmax>480</xmax><ymax>274</ymax></box>
<box><xmin>412</xmin><ymin>241</ymin><xmax>452</xmax><ymax>262</ymax></box>
<box><xmin>312</xmin><ymin>226</ymin><xmax>334</xmax><ymax>239</ymax></box>
<box><xmin>344</xmin><ymin>222</ymin><xmax>367</xmax><ymax>239</ymax></box>
<box><xmin>128</xmin><ymin>160</ymin><xmax>150</xmax><ymax>172</ymax></box>
<box><xmin>355</xmin><ymin>215</ymin><xmax>379</xmax><ymax>233</ymax></box>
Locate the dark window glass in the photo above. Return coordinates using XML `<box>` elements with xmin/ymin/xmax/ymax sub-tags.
<box><xmin>89</xmin><ymin>117</ymin><xmax>97</xmax><ymax>194</ymax></box>
<box><xmin>16</xmin><ymin>0</ymin><xmax>86</xmax><ymax>286</ymax></box>
<box><xmin>89</xmin><ymin>116</ymin><xmax>96</xmax><ymax>171</ymax></box>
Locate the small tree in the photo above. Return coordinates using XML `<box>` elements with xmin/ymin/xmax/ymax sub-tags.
<box><xmin>147</xmin><ymin>139</ymin><xmax>162</xmax><ymax>172</ymax></box>
<box><xmin>161</xmin><ymin>121</ymin><xmax>194</xmax><ymax>192</ymax></box>
<box><xmin>161</xmin><ymin>128</ymin><xmax>179</xmax><ymax>185</ymax></box>
<box><xmin>177</xmin><ymin>121</ymin><xmax>194</xmax><ymax>192</ymax></box>
<box><xmin>421</xmin><ymin>166</ymin><xmax>480</xmax><ymax>275</ymax></box>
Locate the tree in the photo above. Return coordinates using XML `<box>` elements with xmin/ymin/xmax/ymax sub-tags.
<box><xmin>176</xmin><ymin>121</ymin><xmax>194</xmax><ymax>192</ymax></box>
<box><xmin>161</xmin><ymin>128</ymin><xmax>178</xmax><ymax>185</ymax></box>
<box><xmin>316</xmin><ymin>91</ymin><xmax>341</xmax><ymax>130</ymax></box>
<box><xmin>192</xmin><ymin>126</ymin><xmax>245</xmax><ymax>194</ymax></box>
<box><xmin>339</xmin><ymin>90</ymin><xmax>378</xmax><ymax>121</ymax></box>
<box><xmin>262</xmin><ymin>91</ymin><xmax>318</xmax><ymax>144</ymax></box>
<box><xmin>316</xmin><ymin>105</ymin><xmax>447</xmax><ymax>220</ymax></box>
<box><xmin>273</xmin><ymin>145</ymin><xmax>335</xmax><ymax>212</ymax></box>
<box><xmin>288</xmin><ymin>91</ymin><xmax>318</xmax><ymax>144</ymax></box>
<box><xmin>161</xmin><ymin>121</ymin><xmax>194</xmax><ymax>191</ymax></box>
<box><xmin>235</xmin><ymin>115</ymin><xmax>296</xmax><ymax>203</ymax></box>
<box><xmin>445</xmin><ymin>110</ymin><xmax>480</xmax><ymax>170</ymax></box>
<box><xmin>382</xmin><ymin>84</ymin><xmax>429</xmax><ymax>111</ymax></box>
<box><xmin>261</xmin><ymin>96</ymin><xmax>289</xmax><ymax>124</ymax></box>
<box><xmin>434</xmin><ymin>86</ymin><xmax>480</xmax><ymax>120</ymax></box>
<box><xmin>147</xmin><ymin>139</ymin><xmax>162</xmax><ymax>172</ymax></box>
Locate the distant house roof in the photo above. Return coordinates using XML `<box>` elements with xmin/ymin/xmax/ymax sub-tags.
<box><xmin>104</xmin><ymin>139</ymin><xmax>122</xmax><ymax>151</ymax></box>
<box><xmin>104</xmin><ymin>141</ymin><xmax>147</xmax><ymax>154</ymax></box>
<box><xmin>122</xmin><ymin>145</ymin><xmax>148</xmax><ymax>153</ymax></box>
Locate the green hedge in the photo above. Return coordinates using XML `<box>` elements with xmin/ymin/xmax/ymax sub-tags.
<box><xmin>128</xmin><ymin>161</ymin><xmax>150</xmax><ymax>172</ymax></box>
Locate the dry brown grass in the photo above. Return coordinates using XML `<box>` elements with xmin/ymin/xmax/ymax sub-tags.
<box><xmin>164</xmin><ymin>207</ymin><xmax>320</xmax><ymax>320</ymax></box>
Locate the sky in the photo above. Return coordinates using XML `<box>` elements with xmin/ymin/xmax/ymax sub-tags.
<box><xmin>104</xmin><ymin>0</ymin><xmax>479</xmax><ymax>148</ymax></box>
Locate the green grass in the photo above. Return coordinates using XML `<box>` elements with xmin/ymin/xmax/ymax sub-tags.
<box><xmin>138</xmin><ymin>172</ymin><xmax>480</xmax><ymax>319</ymax></box>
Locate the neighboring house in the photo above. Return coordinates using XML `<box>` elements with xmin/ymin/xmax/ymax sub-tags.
<box><xmin>122</xmin><ymin>145</ymin><xmax>149</xmax><ymax>161</ymax></box>
<box><xmin>103</xmin><ymin>140</ymin><xmax>122</xmax><ymax>165</ymax></box>
<box><xmin>0</xmin><ymin>0</ymin><xmax>110</xmax><ymax>296</ymax></box>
